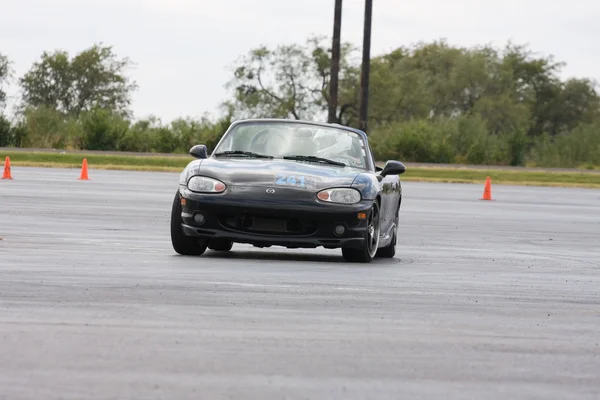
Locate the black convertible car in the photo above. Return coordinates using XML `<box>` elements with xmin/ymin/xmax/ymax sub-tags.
<box><xmin>170</xmin><ymin>118</ymin><xmax>406</xmax><ymax>263</ymax></box>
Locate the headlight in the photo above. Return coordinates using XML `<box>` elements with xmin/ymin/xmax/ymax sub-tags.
<box><xmin>187</xmin><ymin>176</ymin><xmax>226</xmax><ymax>193</ymax></box>
<box><xmin>317</xmin><ymin>188</ymin><xmax>361</xmax><ymax>204</ymax></box>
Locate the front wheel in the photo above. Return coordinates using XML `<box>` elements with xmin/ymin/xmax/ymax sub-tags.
<box><xmin>342</xmin><ymin>201</ymin><xmax>381</xmax><ymax>263</ymax></box>
<box><xmin>170</xmin><ymin>190</ymin><xmax>208</xmax><ymax>256</ymax></box>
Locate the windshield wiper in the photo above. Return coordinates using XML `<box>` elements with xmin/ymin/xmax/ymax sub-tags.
<box><xmin>283</xmin><ymin>155</ymin><xmax>346</xmax><ymax>167</ymax></box>
<box><xmin>214</xmin><ymin>150</ymin><xmax>273</xmax><ymax>159</ymax></box>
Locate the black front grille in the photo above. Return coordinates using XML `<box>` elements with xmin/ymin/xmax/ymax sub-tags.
<box><xmin>219</xmin><ymin>213</ymin><xmax>319</xmax><ymax>236</ymax></box>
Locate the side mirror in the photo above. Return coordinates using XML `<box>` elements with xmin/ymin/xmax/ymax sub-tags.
<box><xmin>189</xmin><ymin>144</ymin><xmax>208</xmax><ymax>159</ymax></box>
<box><xmin>377</xmin><ymin>160</ymin><xmax>406</xmax><ymax>181</ymax></box>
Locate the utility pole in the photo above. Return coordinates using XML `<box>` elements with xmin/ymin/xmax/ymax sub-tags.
<box><xmin>358</xmin><ymin>0</ymin><xmax>372</xmax><ymax>134</ymax></box>
<box><xmin>328</xmin><ymin>0</ymin><xmax>343</xmax><ymax>123</ymax></box>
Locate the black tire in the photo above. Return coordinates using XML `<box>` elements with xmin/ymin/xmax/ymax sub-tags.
<box><xmin>342</xmin><ymin>201</ymin><xmax>381</xmax><ymax>263</ymax></box>
<box><xmin>208</xmin><ymin>239</ymin><xmax>233</xmax><ymax>252</ymax></box>
<box><xmin>170</xmin><ymin>191</ymin><xmax>208</xmax><ymax>256</ymax></box>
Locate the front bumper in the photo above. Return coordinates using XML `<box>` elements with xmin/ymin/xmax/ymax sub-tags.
<box><xmin>178</xmin><ymin>185</ymin><xmax>372</xmax><ymax>249</ymax></box>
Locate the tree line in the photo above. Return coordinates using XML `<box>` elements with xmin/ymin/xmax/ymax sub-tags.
<box><xmin>1</xmin><ymin>37</ymin><xmax>599</xmax><ymax>167</ymax></box>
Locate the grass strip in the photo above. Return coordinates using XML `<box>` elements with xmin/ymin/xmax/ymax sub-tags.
<box><xmin>3</xmin><ymin>151</ymin><xmax>600</xmax><ymax>188</ymax></box>
<box><xmin>2</xmin><ymin>151</ymin><xmax>190</xmax><ymax>168</ymax></box>
<box><xmin>399</xmin><ymin>167</ymin><xmax>600</xmax><ymax>188</ymax></box>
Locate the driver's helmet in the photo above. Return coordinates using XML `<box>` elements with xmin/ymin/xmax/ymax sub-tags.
<box><xmin>313</xmin><ymin>129</ymin><xmax>352</xmax><ymax>153</ymax></box>
<box><xmin>292</xmin><ymin>127</ymin><xmax>318</xmax><ymax>156</ymax></box>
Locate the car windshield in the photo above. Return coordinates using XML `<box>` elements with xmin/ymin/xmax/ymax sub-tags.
<box><xmin>213</xmin><ymin>121</ymin><xmax>370</xmax><ymax>169</ymax></box>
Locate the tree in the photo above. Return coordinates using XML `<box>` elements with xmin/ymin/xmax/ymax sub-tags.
<box><xmin>18</xmin><ymin>44</ymin><xmax>138</xmax><ymax>117</ymax></box>
<box><xmin>0</xmin><ymin>52</ymin><xmax>12</xmax><ymax>110</ymax></box>
<box><xmin>497</xmin><ymin>43</ymin><xmax>600</xmax><ymax>136</ymax></box>
<box><xmin>225</xmin><ymin>35</ymin><xmax>600</xmax><ymax>140</ymax></box>
<box><xmin>0</xmin><ymin>114</ymin><xmax>11</xmax><ymax>146</ymax></box>
<box><xmin>365</xmin><ymin>48</ymin><xmax>434</xmax><ymax>125</ymax></box>
<box><xmin>224</xmin><ymin>35</ymin><xmax>360</xmax><ymax>124</ymax></box>
<box><xmin>361</xmin><ymin>39</ymin><xmax>600</xmax><ymax>137</ymax></box>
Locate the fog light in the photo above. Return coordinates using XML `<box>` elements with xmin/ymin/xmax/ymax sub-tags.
<box><xmin>334</xmin><ymin>224</ymin><xmax>345</xmax><ymax>236</ymax></box>
<box><xmin>194</xmin><ymin>213</ymin><xmax>205</xmax><ymax>224</ymax></box>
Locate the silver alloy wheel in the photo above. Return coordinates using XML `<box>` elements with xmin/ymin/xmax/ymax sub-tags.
<box><xmin>367</xmin><ymin>203</ymin><xmax>380</xmax><ymax>258</ymax></box>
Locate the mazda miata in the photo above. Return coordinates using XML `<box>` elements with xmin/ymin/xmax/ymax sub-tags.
<box><xmin>170</xmin><ymin>118</ymin><xmax>406</xmax><ymax>263</ymax></box>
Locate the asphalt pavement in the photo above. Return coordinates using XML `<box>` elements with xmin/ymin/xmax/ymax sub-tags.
<box><xmin>1</xmin><ymin>167</ymin><xmax>599</xmax><ymax>400</ymax></box>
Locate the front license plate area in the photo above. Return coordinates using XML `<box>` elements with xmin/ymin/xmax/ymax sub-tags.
<box><xmin>221</xmin><ymin>213</ymin><xmax>318</xmax><ymax>235</ymax></box>
<box><xmin>252</xmin><ymin>217</ymin><xmax>287</xmax><ymax>233</ymax></box>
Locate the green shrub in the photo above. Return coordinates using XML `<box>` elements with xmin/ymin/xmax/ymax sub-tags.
<box><xmin>369</xmin><ymin>116</ymin><xmax>598</xmax><ymax>167</ymax></box>
<box><xmin>529</xmin><ymin>123</ymin><xmax>600</xmax><ymax>167</ymax></box>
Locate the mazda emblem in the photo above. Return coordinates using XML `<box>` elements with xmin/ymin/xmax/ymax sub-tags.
<box><xmin>266</xmin><ymin>188</ymin><xmax>275</xmax><ymax>194</ymax></box>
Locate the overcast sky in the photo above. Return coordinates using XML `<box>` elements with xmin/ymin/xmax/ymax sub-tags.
<box><xmin>1</xmin><ymin>0</ymin><xmax>599</xmax><ymax>122</ymax></box>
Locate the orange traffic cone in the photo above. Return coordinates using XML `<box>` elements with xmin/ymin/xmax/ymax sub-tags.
<box><xmin>2</xmin><ymin>156</ymin><xmax>12</xmax><ymax>180</ymax></box>
<box><xmin>78</xmin><ymin>158</ymin><xmax>89</xmax><ymax>180</ymax></box>
<box><xmin>480</xmin><ymin>176</ymin><xmax>492</xmax><ymax>200</ymax></box>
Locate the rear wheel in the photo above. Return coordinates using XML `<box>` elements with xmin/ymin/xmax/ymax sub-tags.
<box><xmin>342</xmin><ymin>201</ymin><xmax>380</xmax><ymax>263</ymax></box>
<box><xmin>170</xmin><ymin>191</ymin><xmax>208</xmax><ymax>255</ymax></box>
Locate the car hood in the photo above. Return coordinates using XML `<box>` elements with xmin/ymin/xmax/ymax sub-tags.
<box><xmin>193</xmin><ymin>158</ymin><xmax>364</xmax><ymax>191</ymax></box>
